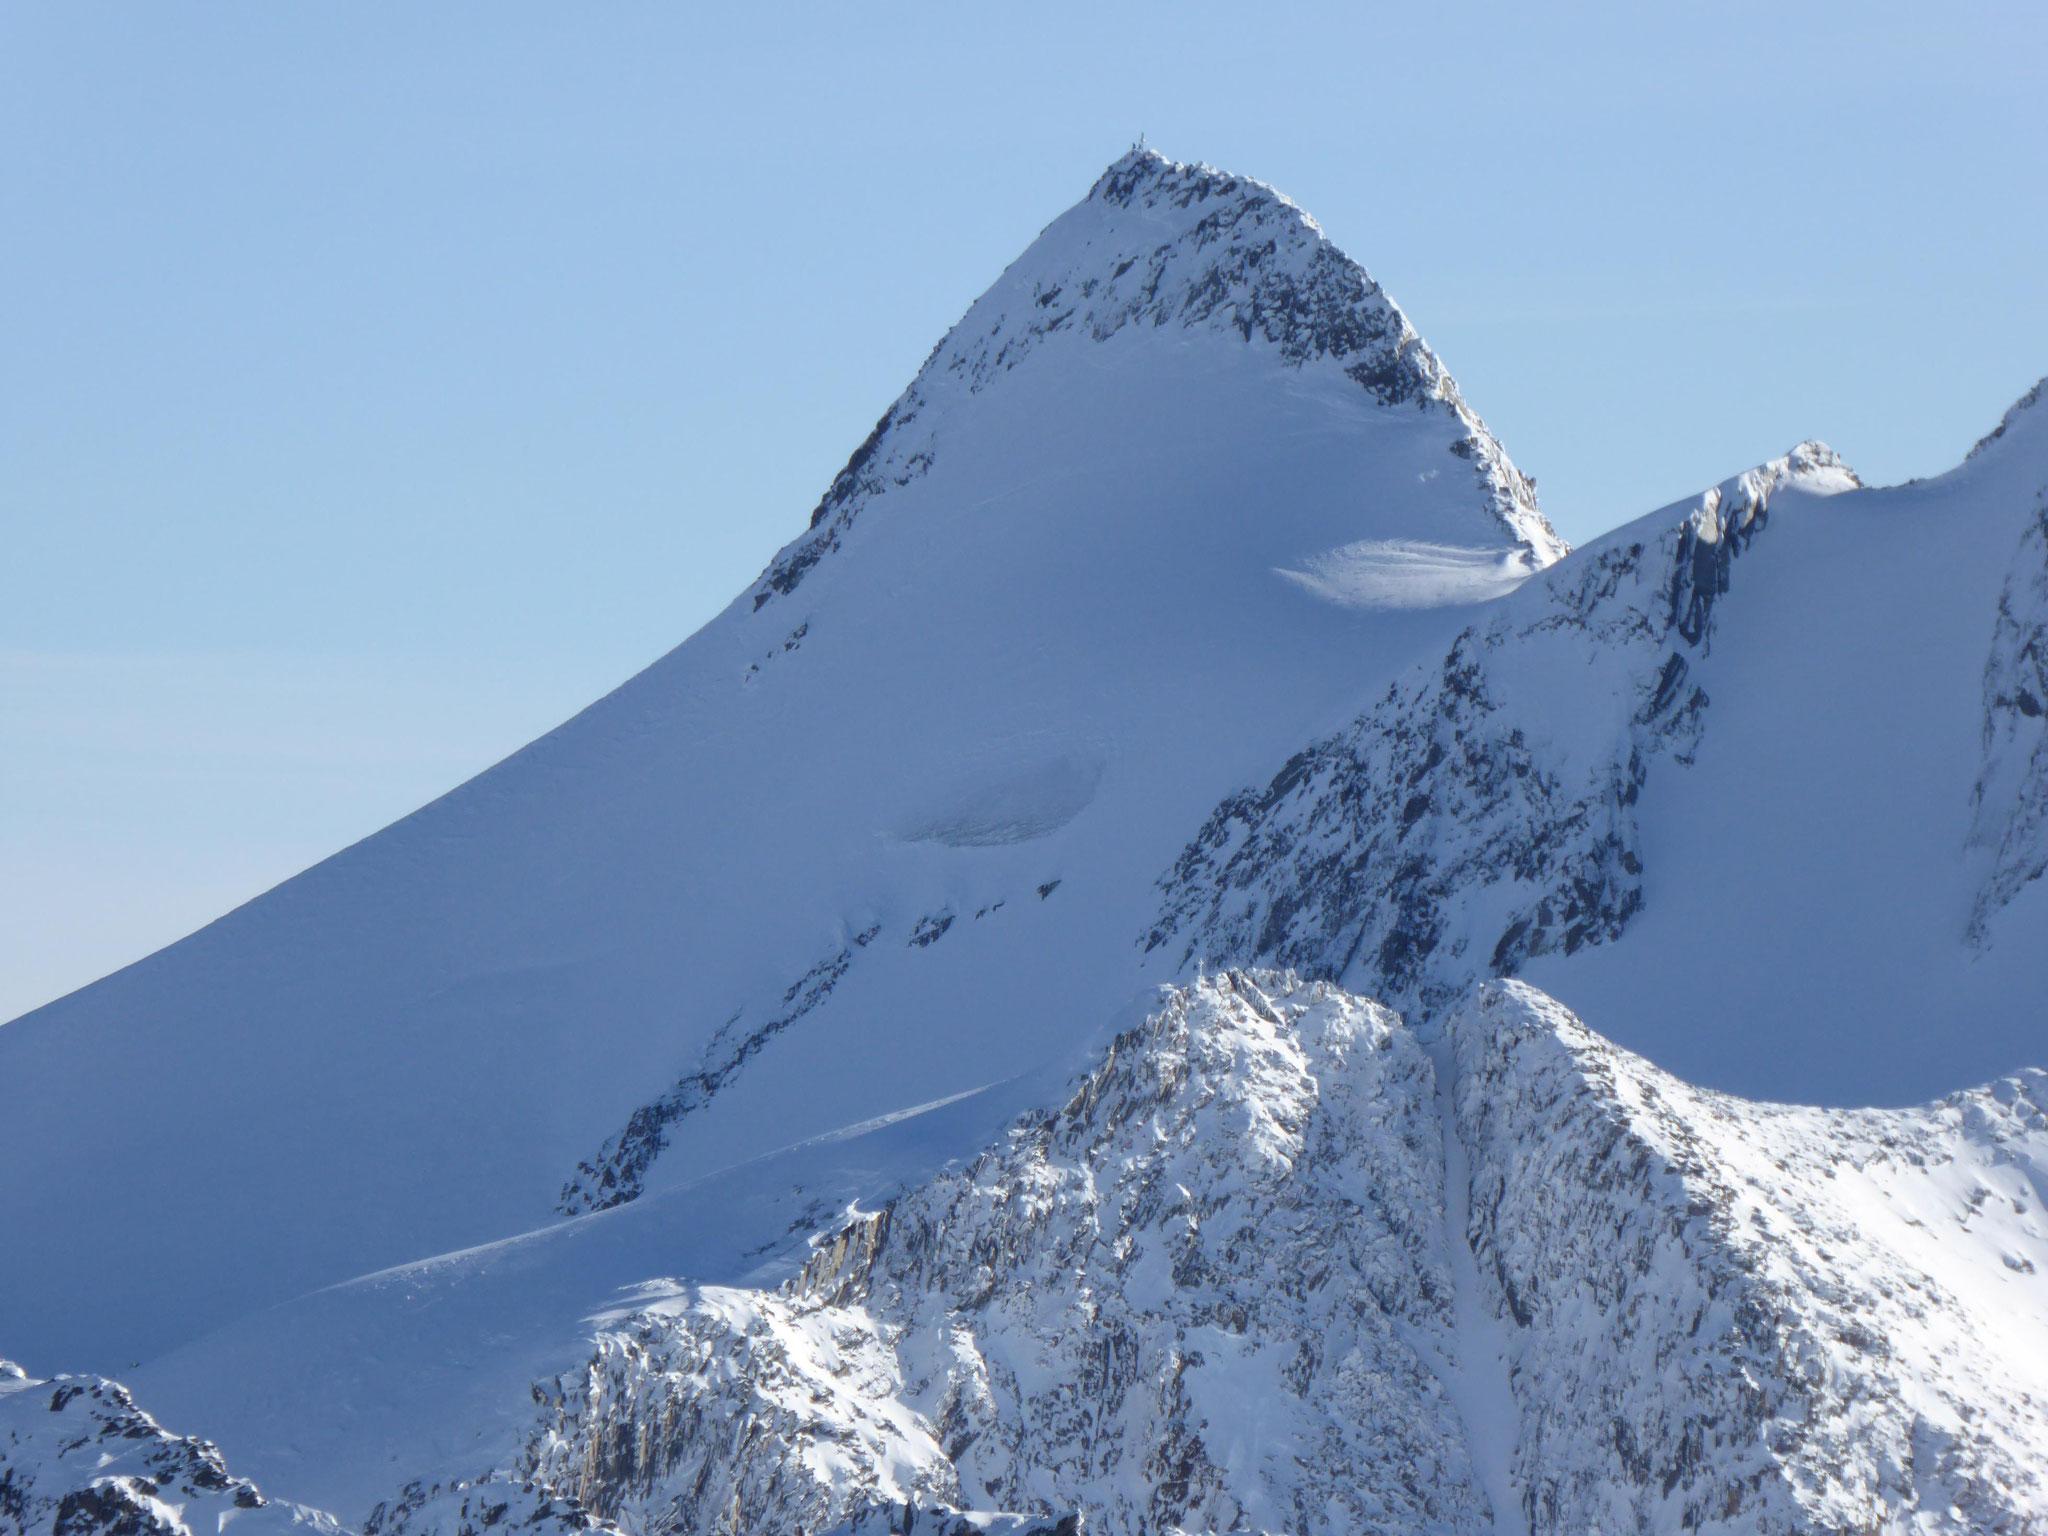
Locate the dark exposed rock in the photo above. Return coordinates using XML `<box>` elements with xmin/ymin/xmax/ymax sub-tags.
<box><xmin>559</xmin><ymin>925</ymin><xmax>882</xmax><ymax>1214</ymax></box>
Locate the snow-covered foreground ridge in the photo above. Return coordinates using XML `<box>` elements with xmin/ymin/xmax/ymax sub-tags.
<box><xmin>9</xmin><ymin>974</ymin><xmax>2047</xmax><ymax>1534</ymax></box>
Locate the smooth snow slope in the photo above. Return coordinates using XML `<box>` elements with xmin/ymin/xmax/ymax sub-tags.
<box><xmin>0</xmin><ymin>149</ymin><xmax>1560</xmax><ymax>1372</ymax></box>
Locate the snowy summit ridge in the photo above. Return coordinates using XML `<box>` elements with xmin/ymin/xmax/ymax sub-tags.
<box><xmin>755</xmin><ymin>146</ymin><xmax>1564</xmax><ymax>609</ymax></box>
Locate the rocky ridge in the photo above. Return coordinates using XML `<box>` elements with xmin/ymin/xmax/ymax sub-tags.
<box><xmin>1146</xmin><ymin>443</ymin><xmax>1859</xmax><ymax>1010</ymax></box>
<box><xmin>10</xmin><ymin>969</ymin><xmax>2045</xmax><ymax>1533</ymax></box>
<box><xmin>448</xmin><ymin>973</ymin><xmax>2046</xmax><ymax>1536</ymax></box>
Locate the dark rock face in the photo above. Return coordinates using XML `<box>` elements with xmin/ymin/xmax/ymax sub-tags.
<box><xmin>1146</xmin><ymin>445</ymin><xmax>1852</xmax><ymax>1012</ymax></box>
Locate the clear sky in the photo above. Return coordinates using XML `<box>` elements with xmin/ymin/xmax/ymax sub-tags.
<box><xmin>5</xmin><ymin>2</ymin><xmax>2045</xmax><ymax>1021</ymax></box>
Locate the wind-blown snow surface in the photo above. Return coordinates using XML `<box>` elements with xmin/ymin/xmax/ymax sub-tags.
<box><xmin>0</xmin><ymin>149</ymin><xmax>1561</xmax><ymax>1370</ymax></box>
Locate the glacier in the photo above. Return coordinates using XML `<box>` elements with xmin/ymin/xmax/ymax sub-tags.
<box><xmin>4</xmin><ymin>146</ymin><xmax>2048</xmax><ymax>1532</ymax></box>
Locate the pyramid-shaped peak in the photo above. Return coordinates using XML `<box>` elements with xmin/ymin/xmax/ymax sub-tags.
<box><xmin>752</xmin><ymin>148</ymin><xmax>1565</xmax><ymax>609</ymax></box>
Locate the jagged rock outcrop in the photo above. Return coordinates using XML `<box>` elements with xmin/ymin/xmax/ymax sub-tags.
<box><xmin>520</xmin><ymin>1284</ymin><xmax>958</xmax><ymax>1535</ymax></box>
<box><xmin>515</xmin><ymin>974</ymin><xmax>1490</xmax><ymax>1536</ymax></box>
<box><xmin>1146</xmin><ymin>443</ymin><xmax>1859</xmax><ymax>1009</ymax></box>
<box><xmin>1456</xmin><ymin>980</ymin><xmax>2048</xmax><ymax>1533</ymax></box>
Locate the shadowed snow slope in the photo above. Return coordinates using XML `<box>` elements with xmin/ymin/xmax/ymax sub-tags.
<box><xmin>0</xmin><ymin>149</ymin><xmax>1561</xmax><ymax>1370</ymax></box>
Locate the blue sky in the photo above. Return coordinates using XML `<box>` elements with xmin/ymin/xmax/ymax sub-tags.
<box><xmin>5</xmin><ymin>2</ymin><xmax>2046</xmax><ymax>1019</ymax></box>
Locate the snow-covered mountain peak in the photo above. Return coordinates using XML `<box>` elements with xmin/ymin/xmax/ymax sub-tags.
<box><xmin>753</xmin><ymin>147</ymin><xmax>1564</xmax><ymax>608</ymax></box>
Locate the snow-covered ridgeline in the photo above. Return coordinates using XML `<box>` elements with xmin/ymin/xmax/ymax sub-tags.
<box><xmin>469</xmin><ymin>969</ymin><xmax>2046</xmax><ymax>1536</ymax></box>
<box><xmin>1457</xmin><ymin>981</ymin><xmax>2048</xmax><ymax>1533</ymax></box>
<box><xmin>751</xmin><ymin>147</ymin><xmax>1562</xmax><ymax>612</ymax></box>
<box><xmin>1146</xmin><ymin>443</ymin><xmax>1858</xmax><ymax>1009</ymax></box>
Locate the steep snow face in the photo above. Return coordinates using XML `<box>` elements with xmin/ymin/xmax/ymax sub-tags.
<box><xmin>1521</xmin><ymin>384</ymin><xmax>2048</xmax><ymax>1103</ymax></box>
<box><xmin>1154</xmin><ymin>397</ymin><xmax>2048</xmax><ymax>1104</ymax></box>
<box><xmin>0</xmin><ymin>149</ymin><xmax>1562</xmax><ymax>1370</ymax></box>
